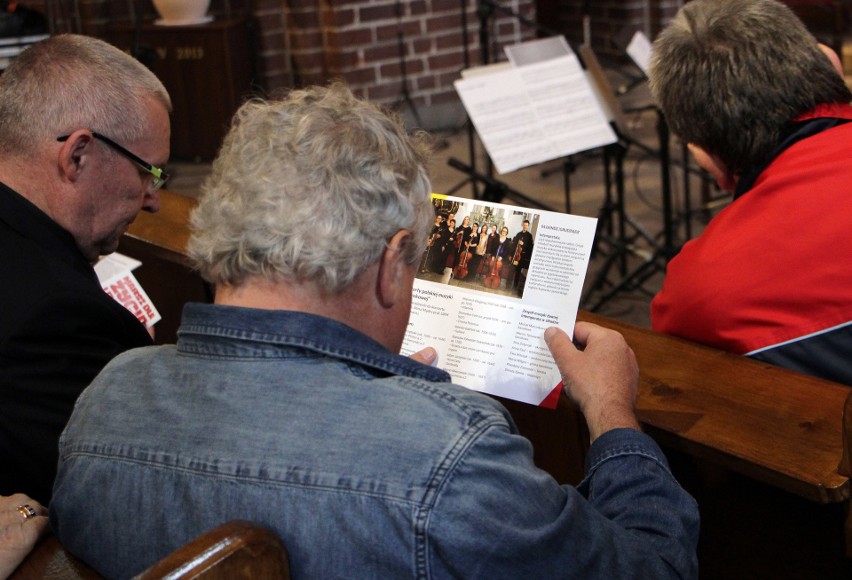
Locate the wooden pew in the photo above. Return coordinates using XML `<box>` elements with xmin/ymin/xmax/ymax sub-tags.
<box><xmin>578</xmin><ymin>311</ymin><xmax>852</xmax><ymax>500</ymax></box>
<box><xmin>578</xmin><ymin>310</ymin><xmax>852</xmax><ymax>556</ymax></box>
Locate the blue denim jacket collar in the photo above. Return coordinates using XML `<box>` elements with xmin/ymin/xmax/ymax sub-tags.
<box><xmin>177</xmin><ymin>302</ymin><xmax>451</xmax><ymax>384</ymax></box>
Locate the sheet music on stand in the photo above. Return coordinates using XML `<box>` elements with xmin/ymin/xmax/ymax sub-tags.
<box><xmin>454</xmin><ymin>36</ymin><xmax>617</xmax><ymax>175</ymax></box>
<box><xmin>626</xmin><ymin>30</ymin><xmax>653</xmax><ymax>77</ymax></box>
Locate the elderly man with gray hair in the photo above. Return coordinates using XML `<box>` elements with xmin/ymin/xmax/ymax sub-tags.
<box><xmin>51</xmin><ymin>83</ymin><xmax>698</xmax><ymax>578</ymax></box>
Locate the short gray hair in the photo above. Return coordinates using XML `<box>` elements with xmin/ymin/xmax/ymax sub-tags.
<box><xmin>0</xmin><ymin>34</ymin><xmax>171</xmax><ymax>156</ymax></box>
<box><xmin>649</xmin><ymin>0</ymin><xmax>851</xmax><ymax>177</ymax></box>
<box><xmin>188</xmin><ymin>83</ymin><xmax>434</xmax><ymax>293</ymax></box>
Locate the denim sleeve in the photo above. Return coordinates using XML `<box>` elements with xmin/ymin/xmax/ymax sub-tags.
<box><xmin>426</xmin><ymin>426</ymin><xmax>699</xmax><ymax>579</ymax></box>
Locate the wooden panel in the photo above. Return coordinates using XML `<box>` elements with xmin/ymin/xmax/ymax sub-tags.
<box><xmin>103</xmin><ymin>19</ymin><xmax>254</xmax><ymax>160</ymax></box>
<box><xmin>580</xmin><ymin>310</ymin><xmax>851</xmax><ymax>504</ymax></box>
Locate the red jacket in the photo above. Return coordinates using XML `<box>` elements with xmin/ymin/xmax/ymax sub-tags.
<box><xmin>651</xmin><ymin>103</ymin><xmax>852</xmax><ymax>385</ymax></box>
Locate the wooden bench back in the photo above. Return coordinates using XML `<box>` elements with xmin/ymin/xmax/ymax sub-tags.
<box><xmin>580</xmin><ymin>310</ymin><xmax>852</xmax><ymax>503</ymax></box>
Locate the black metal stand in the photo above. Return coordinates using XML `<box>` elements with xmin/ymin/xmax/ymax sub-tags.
<box><xmin>583</xmin><ymin>110</ymin><xmax>680</xmax><ymax>311</ymax></box>
<box><xmin>448</xmin><ymin>157</ymin><xmax>561</xmax><ymax>211</ymax></box>
<box><xmin>393</xmin><ymin>0</ymin><xmax>424</xmax><ymax>129</ymax></box>
<box><xmin>580</xmin><ymin>136</ymin><xmax>656</xmax><ymax>305</ymax></box>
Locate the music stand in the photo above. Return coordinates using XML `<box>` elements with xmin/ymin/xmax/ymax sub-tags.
<box><xmin>452</xmin><ymin>33</ymin><xmax>618</xmax><ymax>214</ymax></box>
<box><xmin>448</xmin><ymin>0</ymin><xmax>583</xmax><ymax>207</ymax></box>
<box><xmin>583</xmin><ymin>110</ymin><xmax>680</xmax><ymax>311</ymax></box>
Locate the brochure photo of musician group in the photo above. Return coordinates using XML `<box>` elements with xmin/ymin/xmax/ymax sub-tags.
<box><xmin>417</xmin><ymin>196</ymin><xmax>539</xmax><ymax>298</ymax></box>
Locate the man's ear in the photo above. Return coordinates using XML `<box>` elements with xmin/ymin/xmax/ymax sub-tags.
<box><xmin>818</xmin><ymin>43</ymin><xmax>844</xmax><ymax>77</ymax></box>
<box><xmin>377</xmin><ymin>229</ymin><xmax>415</xmax><ymax>309</ymax></box>
<box><xmin>56</xmin><ymin>130</ymin><xmax>95</xmax><ymax>184</ymax></box>
<box><xmin>687</xmin><ymin>143</ymin><xmax>737</xmax><ymax>192</ymax></box>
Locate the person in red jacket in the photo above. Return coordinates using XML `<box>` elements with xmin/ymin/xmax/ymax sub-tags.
<box><xmin>649</xmin><ymin>0</ymin><xmax>852</xmax><ymax>385</ymax></box>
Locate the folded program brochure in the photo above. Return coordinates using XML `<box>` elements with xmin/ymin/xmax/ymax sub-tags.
<box><xmin>401</xmin><ymin>194</ymin><xmax>596</xmax><ymax>408</ymax></box>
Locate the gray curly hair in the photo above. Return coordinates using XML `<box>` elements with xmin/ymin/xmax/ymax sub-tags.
<box><xmin>188</xmin><ymin>82</ymin><xmax>434</xmax><ymax>293</ymax></box>
<box><xmin>0</xmin><ymin>34</ymin><xmax>171</xmax><ymax>157</ymax></box>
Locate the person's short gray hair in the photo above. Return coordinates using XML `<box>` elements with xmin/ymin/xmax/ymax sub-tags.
<box><xmin>649</xmin><ymin>0</ymin><xmax>851</xmax><ymax>177</ymax></box>
<box><xmin>188</xmin><ymin>83</ymin><xmax>434</xmax><ymax>293</ymax></box>
<box><xmin>0</xmin><ymin>34</ymin><xmax>171</xmax><ymax>157</ymax></box>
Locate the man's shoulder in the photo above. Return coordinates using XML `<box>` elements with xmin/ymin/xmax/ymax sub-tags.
<box><xmin>395</xmin><ymin>374</ymin><xmax>515</xmax><ymax>424</ymax></box>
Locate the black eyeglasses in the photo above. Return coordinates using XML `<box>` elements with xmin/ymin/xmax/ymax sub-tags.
<box><xmin>57</xmin><ymin>132</ymin><xmax>170</xmax><ymax>191</ymax></box>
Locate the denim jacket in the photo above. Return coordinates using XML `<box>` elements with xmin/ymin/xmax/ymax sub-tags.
<box><xmin>51</xmin><ymin>303</ymin><xmax>698</xmax><ymax>578</ymax></box>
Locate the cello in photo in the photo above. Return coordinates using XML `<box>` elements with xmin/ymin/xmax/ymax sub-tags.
<box><xmin>484</xmin><ymin>255</ymin><xmax>502</xmax><ymax>288</ymax></box>
<box><xmin>484</xmin><ymin>226</ymin><xmax>510</xmax><ymax>288</ymax></box>
<box><xmin>453</xmin><ymin>233</ymin><xmax>475</xmax><ymax>280</ymax></box>
<box><xmin>454</xmin><ymin>242</ymin><xmax>473</xmax><ymax>280</ymax></box>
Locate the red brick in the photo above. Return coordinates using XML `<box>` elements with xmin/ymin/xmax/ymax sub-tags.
<box><xmin>342</xmin><ymin>66</ymin><xmax>378</xmax><ymax>86</ymax></box>
<box><xmin>287</xmin><ymin>0</ymin><xmax>319</xmax><ymax>9</ymax></box>
<box><xmin>325</xmin><ymin>49</ymin><xmax>359</xmax><ymax>69</ymax></box>
<box><xmin>363</xmin><ymin>43</ymin><xmax>402</xmax><ymax>64</ymax></box>
<box><xmin>291</xmin><ymin>50</ymin><xmax>326</xmax><ymax>71</ymax></box>
<box><xmin>428</xmin><ymin>52</ymin><xmax>465</xmax><ymax>72</ymax></box>
<box><xmin>359</xmin><ymin>3</ymin><xmax>397</xmax><ymax>22</ymax></box>
<box><xmin>413</xmin><ymin>37</ymin><xmax>434</xmax><ymax>53</ymax></box>
<box><xmin>415</xmin><ymin>74</ymin><xmax>437</xmax><ymax>91</ymax></box>
<box><xmin>289</xmin><ymin>29</ymin><xmax>325</xmax><ymax>50</ymax></box>
<box><xmin>380</xmin><ymin>58</ymin><xmax>425</xmax><ymax>79</ymax></box>
<box><xmin>435</xmin><ymin>32</ymin><xmax>464</xmax><ymax>50</ymax></box>
<box><xmin>297</xmin><ymin>71</ymin><xmax>328</xmax><ymax>86</ymax></box>
<box><xmin>376</xmin><ymin>20</ymin><xmax>423</xmax><ymax>41</ymax></box>
<box><xmin>366</xmin><ymin>82</ymin><xmax>402</xmax><ymax>103</ymax></box>
<box><xmin>331</xmin><ymin>27</ymin><xmax>375</xmax><ymax>48</ymax></box>
<box><xmin>289</xmin><ymin>10</ymin><xmax>320</xmax><ymax>28</ymax></box>
<box><xmin>430</xmin><ymin>0</ymin><xmax>466</xmax><ymax>13</ymax></box>
<box><xmin>326</xmin><ymin>7</ymin><xmax>356</xmax><ymax>27</ymax></box>
<box><xmin>426</xmin><ymin>13</ymin><xmax>461</xmax><ymax>34</ymax></box>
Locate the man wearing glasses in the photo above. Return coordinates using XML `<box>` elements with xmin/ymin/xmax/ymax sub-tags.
<box><xmin>0</xmin><ymin>34</ymin><xmax>172</xmax><ymax>504</ymax></box>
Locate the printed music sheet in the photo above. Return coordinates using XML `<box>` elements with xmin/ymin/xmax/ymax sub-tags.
<box><xmin>454</xmin><ymin>36</ymin><xmax>617</xmax><ymax>174</ymax></box>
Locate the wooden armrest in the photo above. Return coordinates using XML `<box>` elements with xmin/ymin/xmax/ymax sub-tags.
<box><xmin>134</xmin><ymin>520</ymin><xmax>290</xmax><ymax>579</ymax></box>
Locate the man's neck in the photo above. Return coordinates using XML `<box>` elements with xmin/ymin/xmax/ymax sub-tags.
<box><xmin>214</xmin><ymin>271</ymin><xmax>394</xmax><ymax>349</ymax></box>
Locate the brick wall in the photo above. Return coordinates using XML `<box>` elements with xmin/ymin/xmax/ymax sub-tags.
<box><xmin>27</xmin><ymin>0</ymin><xmax>682</xmax><ymax>130</ymax></box>
<box><xmin>276</xmin><ymin>0</ymin><xmax>537</xmax><ymax>128</ymax></box>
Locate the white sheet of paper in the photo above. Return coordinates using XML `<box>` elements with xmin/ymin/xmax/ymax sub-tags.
<box><xmin>95</xmin><ymin>253</ymin><xmax>161</xmax><ymax>329</ymax></box>
<box><xmin>504</xmin><ymin>35</ymin><xmax>572</xmax><ymax>67</ymax></box>
<box><xmin>94</xmin><ymin>252</ymin><xmax>142</xmax><ymax>279</ymax></box>
<box><xmin>627</xmin><ymin>30</ymin><xmax>652</xmax><ymax>76</ymax></box>
<box><xmin>454</xmin><ymin>53</ymin><xmax>616</xmax><ymax>174</ymax></box>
